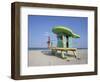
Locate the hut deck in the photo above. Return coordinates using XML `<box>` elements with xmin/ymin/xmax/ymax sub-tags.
<box><xmin>51</xmin><ymin>47</ymin><xmax>78</xmax><ymax>59</ymax></box>
<box><xmin>51</xmin><ymin>48</ymin><xmax>77</xmax><ymax>51</ymax></box>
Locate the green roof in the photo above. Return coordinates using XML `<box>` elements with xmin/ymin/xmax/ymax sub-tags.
<box><xmin>52</xmin><ymin>26</ymin><xmax>80</xmax><ymax>38</ymax></box>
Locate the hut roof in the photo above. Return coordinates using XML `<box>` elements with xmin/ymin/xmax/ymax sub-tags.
<box><xmin>52</xmin><ymin>26</ymin><xmax>80</xmax><ymax>38</ymax></box>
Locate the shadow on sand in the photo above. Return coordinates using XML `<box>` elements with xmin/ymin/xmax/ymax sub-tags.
<box><xmin>41</xmin><ymin>50</ymin><xmax>75</xmax><ymax>59</ymax></box>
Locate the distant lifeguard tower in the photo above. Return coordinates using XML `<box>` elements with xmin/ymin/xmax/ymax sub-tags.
<box><xmin>47</xmin><ymin>26</ymin><xmax>80</xmax><ymax>59</ymax></box>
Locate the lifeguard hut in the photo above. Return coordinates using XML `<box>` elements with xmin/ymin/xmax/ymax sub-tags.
<box><xmin>48</xmin><ymin>26</ymin><xmax>80</xmax><ymax>59</ymax></box>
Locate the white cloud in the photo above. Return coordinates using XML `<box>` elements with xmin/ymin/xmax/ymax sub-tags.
<box><xmin>44</xmin><ymin>32</ymin><xmax>50</xmax><ymax>36</ymax></box>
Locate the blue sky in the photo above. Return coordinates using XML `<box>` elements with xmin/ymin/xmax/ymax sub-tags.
<box><xmin>28</xmin><ymin>15</ymin><xmax>88</xmax><ymax>48</ymax></box>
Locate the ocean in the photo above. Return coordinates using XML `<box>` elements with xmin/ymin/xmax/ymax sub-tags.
<box><xmin>28</xmin><ymin>48</ymin><xmax>87</xmax><ymax>50</ymax></box>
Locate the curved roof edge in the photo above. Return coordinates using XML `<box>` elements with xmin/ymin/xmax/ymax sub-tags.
<box><xmin>52</xmin><ymin>26</ymin><xmax>80</xmax><ymax>38</ymax></box>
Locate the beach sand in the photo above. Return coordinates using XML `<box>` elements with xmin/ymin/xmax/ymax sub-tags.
<box><xmin>28</xmin><ymin>49</ymin><xmax>88</xmax><ymax>66</ymax></box>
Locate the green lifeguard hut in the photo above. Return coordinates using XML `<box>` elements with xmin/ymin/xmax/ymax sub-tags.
<box><xmin>51</xmin><ymin>26</ymin><xmax>80</xmax><ymax>59</ymax></box>
<box><xmin>52</xmin><ymin>26</ymin><xmax>80</xmax><ymax>48</ymax></box>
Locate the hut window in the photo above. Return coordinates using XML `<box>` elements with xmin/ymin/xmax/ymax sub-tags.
<box><xmin>59</xmin><ymin>36</ymin><xmax>62</xmax><ymax>40</ymax></box>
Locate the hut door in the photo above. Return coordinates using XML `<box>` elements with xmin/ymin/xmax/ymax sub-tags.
<box><xmin>66</xmin><ymin>36</ymin><xmax>69</xmax><ymax>48</ymax></box>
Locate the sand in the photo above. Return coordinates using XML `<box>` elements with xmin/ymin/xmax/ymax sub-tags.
<box><xmin>28</xmin><ymin>49</ymin><xmax>88</xmax><ymax>66</ymax></box>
